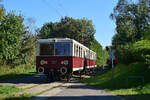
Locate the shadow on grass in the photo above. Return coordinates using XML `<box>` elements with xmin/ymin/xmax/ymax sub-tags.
<box><xmin>4</xmin><ymin>95</ymin><xmax>122</xmax><ymax>100</ymax></box>
<box><xmin>0</xmin><ymin>73</ymin><xmax>49</xmax><ymax>84</ymax></box>
<box><xmin>119</xmin><ymin>94</ymin><xmax>150</xmax><ymax>100</ymax></box>
<box><xmin>3</xmin><ymin>94</ymin><xmax>150</xmax><ymax>100</ymax></box>
<box><xmin>0</xmin><ymin>72</ymin><xmax>36</xmax><ymax>81</ymax></box>
<box><xmin>2</xmin><ymin>94</ymin><xmax>150</xmax><ymax>100</ymax></box>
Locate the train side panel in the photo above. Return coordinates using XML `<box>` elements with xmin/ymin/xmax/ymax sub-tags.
<box><xmin>72</xmin><ymin>57</ymin><xmax>97</xmax><ymax>71</ymax></box>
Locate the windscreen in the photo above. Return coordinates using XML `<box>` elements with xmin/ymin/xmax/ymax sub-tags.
<box><xmin>40</xmin><ymin>44</ymin><xmax>54</xmax><ymax>55</ymax></box>
<box><xmin>55</xmin><ymin>43</ymin><xmax>70</xmax><ymax>56</ymax></box>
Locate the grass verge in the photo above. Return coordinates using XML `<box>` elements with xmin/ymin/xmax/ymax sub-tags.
<box><xmin>0</xmin><ymin>85</ymin><xmax>32</xmax><ymax>100</ymax></box>
<box><xmin>80</xmin><ymin>62</ymin><xmax>150</xmax><ymax>100</ymax></box>
<box><xmin>0</xmin><ymin>64</ymin><xmax>36</xmax><ymax>81</ymax></box>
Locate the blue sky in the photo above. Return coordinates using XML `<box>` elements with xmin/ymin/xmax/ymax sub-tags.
<box><xmin>2</xmin><ymin>0</ymin><xmax>118</xmax><ymax>48</ymax></box>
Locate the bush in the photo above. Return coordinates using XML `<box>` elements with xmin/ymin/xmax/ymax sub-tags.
<box><xmin>132</xmin><ymin>40</ymin><xmax>150</xmax><ymax>62</ymax></box>
<box><xmin>144</xmin><ymin>55</ymin><xmax>150</xmax><ymax>68</ymax></box>
<box><xmin>115</xmin><ymin>40</ymin><xmax>150</xmax><ymax>65</ymax></box>
<box><xmin>115</xmin><ymin>44</ymin><xmax>135</xmax><ymax>64</ymax></box>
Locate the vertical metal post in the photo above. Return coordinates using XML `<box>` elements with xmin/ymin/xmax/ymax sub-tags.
<box><xmin>112</xmin><ymin>58</ymin><xmax>114</xmax><ymax>81</ymax></box>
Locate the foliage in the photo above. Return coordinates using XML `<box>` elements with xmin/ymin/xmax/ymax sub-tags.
<box><xmin>0</xmin><ymin>2</ymin><xmax>37</xmax><ymax>66</ymax></box>
<box><xmin>132</xmin><ymin>40</ymin><xmax>150</xmax><ymax>61</ymax></box>
<box><xmin>111</xmin><ymin>0</ymin><xmax>150</xmax><ymax>45</ymax></box>
<box><xmin>0</xmin><ymin>4</ymin><xmax>5</xmax><ymax>20</ymax></box>
<box><xmin>0</xmin><ymin>12</ymin><xmax>24</xmax><ymax>64</ymax></box>
<box><xmin>115</xmin><ymin>43</ymin><xmax>135</xmax><ymax>64</ymax></box>
<box><xmin>111</xmin><ymin>0</ymin><xmax>150</xmax><ymax>68</ymax></box>
<box><xmin>143</xmin><ymin>24</ymin><xmax>150</xmax><ymax>40</ymax></box>
<box><xmin>115</xmin><ymin>40</ymin><xmax>150</xmax><ymax>65</ymax></box>
<box><xmin>90</xmin><ymin>39</ymin><xmax>108</xmax><ymax>66</ymax></box>
<box><xmin>38</xmin><ymin>16</ymin><xmax>95</xmax><ymax>47</ymax></box>
<box><xmin>19</xmin><ymin>32</ymin><xmax>37</xmax><ymax>65</ymax></box>
<box><xmin>144</xmin><ymin>55</ymin><xmax>150</xmax><ymax>68</ymax></box>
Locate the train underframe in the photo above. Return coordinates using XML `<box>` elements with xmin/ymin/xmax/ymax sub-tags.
<box><xmin>37</xmin><ymin>66</ymin><xmax>96</xmax><ymax>82</ymax></box>
<box><xmin>45</xmin><ymin>68</ymin><xmax>72</xmax><ymax>82</ymax></box>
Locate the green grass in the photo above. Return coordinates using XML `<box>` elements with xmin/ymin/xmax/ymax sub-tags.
<box><xmin>0</xmin><ymin>85</ymin><xmax>20</xmax><ymax>95</ymax></box>
<box><xmin>0</xmin><ymin>65</ymin><xmax>36</xmax><ymax>100</ymax></box>
<box><xmin>0</xmin><ymin>85</ymin><xmax>33</xmax><ymax>100</ymax></box>
<box><xmin>80</xmin><ymin>62</ymin><xmax>150</xmax><ymax>100</ymax></box>
<box><xmin>0</xmin><ymin>64</ymin><xmax>36</xmax><ymax>81</ymax></box>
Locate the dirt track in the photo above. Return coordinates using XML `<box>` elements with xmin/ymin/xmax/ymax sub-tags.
<box><xmin>0</xmin><ymin>74</ymin><xmax>124</xmax><ymax>100</ymax></box>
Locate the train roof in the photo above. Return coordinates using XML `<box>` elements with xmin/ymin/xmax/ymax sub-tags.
<box><xmin>37</xmin><ymin>38</ymin><xmax>96</xmax><ymax>54</ymax></box>
<box><xmin>37</xmin><ymin>38</ymin><xmax>72</xmax><ymax>43</ymax></box>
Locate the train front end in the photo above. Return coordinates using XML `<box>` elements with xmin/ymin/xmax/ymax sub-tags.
<box><xmin>36</xmin><ymin>39</ymin><xmax>73</xmax><ymax>81</ymax></box>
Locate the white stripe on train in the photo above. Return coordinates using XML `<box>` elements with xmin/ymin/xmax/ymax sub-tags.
<box><xmin>72</xmin><ymin>65</ymin><xmax>97</xmax><ymax>71</ymax></box>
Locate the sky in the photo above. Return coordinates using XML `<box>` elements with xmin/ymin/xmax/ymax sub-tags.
<box><xmin>2</xmin><ymin>0</ymin><xmax>118</xmax><ymax>48</ymax></box>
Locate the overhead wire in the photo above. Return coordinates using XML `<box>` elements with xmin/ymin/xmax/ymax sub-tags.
<box><xmin>54</xmin><ymin>0</ymin><xmax>69</xmax><ymax>16</ymax></box>
<box><xmin>41</xmin><ymin>0</ymin><xmax>63</xmax><ymax>17</ymax></box>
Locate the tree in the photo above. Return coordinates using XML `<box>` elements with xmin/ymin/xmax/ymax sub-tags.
<box><xmin>19</xmin><ymin>31</ymin><xmax>37</xmax><ymax>66</ymax></box>
<box><xmin>0</xmin><ymin>12</ymin><xmax>25</xmax><ymax>64</ymax></box>
<box><xmin>0</xmin><ymin>1</ymin><xmax>5</xmax><ymax>20</ymax></box>
<box><xmin>38</xmin><ymin>16</ymin><xmax>95</xmax><ymax>46</ymax></box>
<box><xmin>0</xmin><ymin>1</ymin><xmax>38</xmax><ymax>66</ymax></box>
<box><xmin>143</xmin><ymin>24</ymin><xmax>150</xmax><ymax>40</ymax></box>
<box><xmin>111</xmin><ymin>0</ymin><xmax>150</xmax><ymax>45</ymax></box>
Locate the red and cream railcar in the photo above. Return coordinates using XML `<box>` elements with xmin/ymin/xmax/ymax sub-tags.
<box><xmin>36</xmin><ymin>38</ymin><xmax>96</xmax><ymax>81</ymax></box>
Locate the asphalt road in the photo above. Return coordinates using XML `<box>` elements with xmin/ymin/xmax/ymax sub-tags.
<box><xmin>0</xmin><ymin>74</ymin><xmax>123</xmax><ymax>100</ymax></box>
<box><xmin>30</xmin><ymin>81</ymin><xmax>123</xmax><ymax>100</ymax></box>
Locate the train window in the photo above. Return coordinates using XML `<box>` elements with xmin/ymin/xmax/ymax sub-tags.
<box><xmin>79</xmin><ymin>47</ymin><xmax>80</xmax><ymax>57</ymax></box>
<box><xmin>93</xmin><ymin>53</ymin><xmax>94</xmax><ymax>59</ymax></box>
<box><xmin>81</xmin><ymin>48</ymin><xmax>82</xmax><ymax>58</ymax></box>
<box><xmin>84</xmin><ymin>50</ymin><xmax>85</xmax><ymax>58</ymax></box>
<box><xmin>40</xmin><ymin>43</ymin><xmax>54</xmax><ymax>55</ymax></box>
<box><xmin>55</xmin><ymin>43</ymin><xmax>70</xmax><ymax>56</ymax></box>
<box><xmin>76</xmin><ymin>45</ymin><xmax>78</xmax><ymax>57</ymax></box>
<box><xmin>86</xmin><ymin>50</ymin><xmax>88</xmax><ymax>58</ymax></box>
<box><xmin>74</xmin><ymin>44</ymin><xmax>76</xmax><ymax>56</ymax></box>
<box><xmin>90</xmin><ymin>52</ymin><xmax>92</xmax><ymax>59</ymax></box>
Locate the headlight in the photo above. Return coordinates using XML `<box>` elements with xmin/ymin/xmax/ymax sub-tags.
<box><xmin>61</xmin><ymin>60</ymin><xmax>68</xmax><ymax>65</ymax></box>
<box><xmin>64</xmin><ymin>60</ymin><xmax>68</xmax><ymax>65</ymax></box>
<box><xmin>40</xmin><ymin>60</ymin><xmax>48</xmax><ymax>65</ymax></box>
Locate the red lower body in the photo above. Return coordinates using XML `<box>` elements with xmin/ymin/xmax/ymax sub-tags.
<box><xmin>36</xmin><ymin>56</ymin><xmax>96</xmax><ymax>75</ymax></box>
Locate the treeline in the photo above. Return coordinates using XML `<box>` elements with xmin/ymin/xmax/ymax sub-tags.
<box><xmin>0</xmin><ymin>4</ymin><xmax>37</xmax><ymax>68</ymax></box>
<box><xmin>38</xmin><ymin>16</ymin><xmax>108</xmax><ymax>66</ymax></box>
<box><xmin>111</xmin><ymin>0</ymin><xmax>150</xmax><ymax>67</ymax></box>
